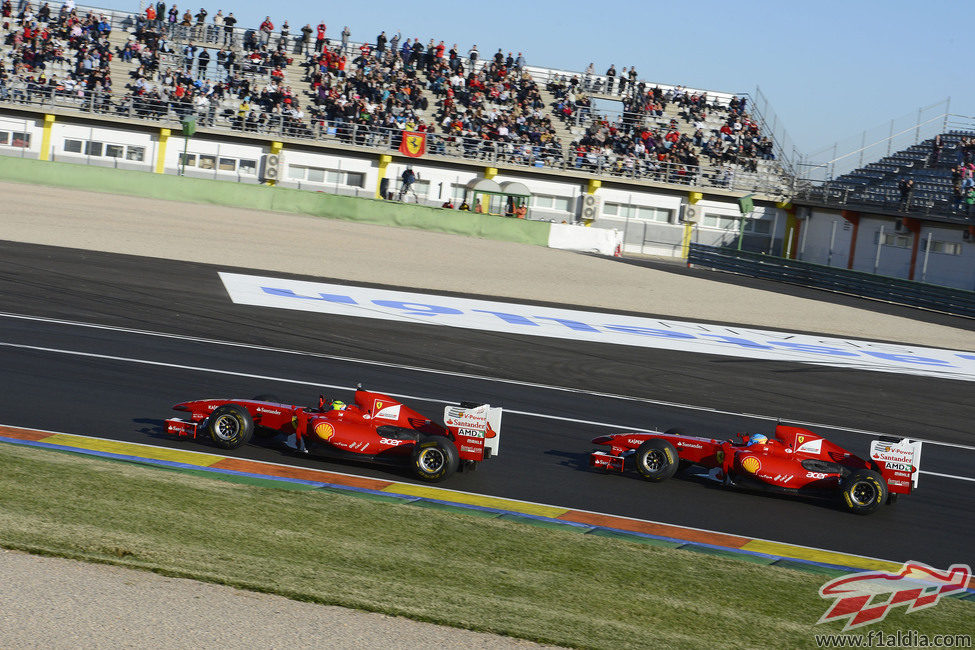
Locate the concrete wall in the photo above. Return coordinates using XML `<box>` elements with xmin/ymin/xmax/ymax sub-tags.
<box><xmin>798</xmin><ymin>208</ymin><xmax>974</xmax><ymax>290</ymax></box>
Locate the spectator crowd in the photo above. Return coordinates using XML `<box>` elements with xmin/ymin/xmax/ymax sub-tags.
<box><xmin>0</xmin><ymin>0</ymin><xmax>784</xmax><ymax>188</ymax></box>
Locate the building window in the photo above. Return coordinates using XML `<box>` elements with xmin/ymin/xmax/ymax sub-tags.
<box><xmin>604</xmin><ymin>202</ymin><xmax>672</xmax><ymax>223</ymax></box>
<box><xmin>198</xmin><ymin>155</ymin><xmax>216</xmax><ymax>170</ymax></box>
<box><xmin>533</xmin><ymin>194</ymin><xmax>572</xmax><ymax>211</ymax></box>
<box><xmin>218</xmin><ymin>157</ymin><xmax>236</xmax><ymax>171</ymax></box>
<box><xmin>743</xmin><ymin>219</ymin><xmax>771</xmax><ymax>234</ymax></box>
<box><xmin>65</xmin><ymin>138</ymin><xmax>145</xmax><ymax>162</ymax></box>
<box><xmin>929</xmin><ymin>240</ymin><xmax>962</xmax><ymax>255</ymax></box>
<box><xmin>289</xmin><ymin>164</ymin><xmax>366</xmax><ymax>188</ymax></box>
<box><xmin>702</xmin><ymin>213</ymin><xmax>738</xmax><ymax>230</ymax></box>
<box><xmin>875</xmin><ymin>232</ymin><xmax>911</xmax><ymax>248</ymax></box>
<box><xmin>238</xmin><ymin>159</ymin><xmax>257</xmax><ymax>175</ymax></box>
<box><xmin>10</xmin><ymin>132</ymin><xmax>30</xmax><ymax>147</ymax></box>
<box><xmin>180</xmin><ymin>153</ymin><xmax>197</xmax><ymax>167</ymax></box>
<box><xmin>451</xmin><ymin>183</ymin><xmax>468</xmax><ymax>202</ymax></box>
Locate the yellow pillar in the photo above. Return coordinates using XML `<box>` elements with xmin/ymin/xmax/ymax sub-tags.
<box><xmin>376</xmin><ymin>154</ymin><xmax>392</xmax><ymax>199</ymax></box>
<box><xmin>680</xmin><ymin>222</ymin><xmax>695</xmax><ymax>259</ymax></box>
<box><xmin>38</xmin><ymin>114</ymin><xmax>55</xmax><ymax>161</ymax></box>
<box><xmin>267</xmin><ymin>141</ymin><xmax>283</xmax><ymax>186</ymax></box>
<box><xmin>681</xmin><ymin>191</ymin><xmax>702</xmax><ymax>259</ymax></box>
<box><xmin>154</xmin><ymin>128</ymin><xmax>171</xmax><ymax>174</ymax></box>
<box><xmin>481</xmin><ymin>167</ymin><xmax>498</xmax><ymax>212</ymax></box>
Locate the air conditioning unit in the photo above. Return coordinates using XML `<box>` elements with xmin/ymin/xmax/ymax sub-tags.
<box><xmin>682</xmin><ymin>204</ymin><xmax>699</xmax><ymax>223</ymax></box>
<box><xmin>579</xmin><ymin>193</ymin><xmax>601</xmax><ymax>220</ymax></box>
<box><xmin>262</xmin><ymin>152</ymin><xmax>283</xmax><ymax>181</ymax></box>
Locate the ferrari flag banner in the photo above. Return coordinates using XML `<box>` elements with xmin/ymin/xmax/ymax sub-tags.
<box><xmin>399</xmin><ymin>131</ymin><xmax>426</xmax><ymax>158</ymax></box>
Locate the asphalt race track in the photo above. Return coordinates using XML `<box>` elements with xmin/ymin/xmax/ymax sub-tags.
<box><xmin>0</xmin><ymin>240</ymin><xmax>973</xmax><ymax>569</ymax></box>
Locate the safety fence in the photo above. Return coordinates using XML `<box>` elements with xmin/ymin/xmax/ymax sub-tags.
<box><xmin>0</xmin><ymin>93</ymin><xmax>793</xmax><ymax>196</ymax></box>
<box><xmin>686</xmin><ymin>243</ymin><xmax>975</xmax><ymax>318</ymax></box>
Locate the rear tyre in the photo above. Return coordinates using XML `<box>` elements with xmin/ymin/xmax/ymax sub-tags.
<box><xmin>411</xmin><ymin>436</ymin><xmax>460</xmax><ymax>482</ymax></box>
<box><xmin>840</xmin><ymin>469</ymin><xmax>887</xmax><ymax>515</ymax></box>
<box><xmin>634</xmin><ymin>439</ymin><xmax>679</xmax><ymax>482</ymax></box>
<box><xmin>207</xmin><ymin>403</ymin><xmax>254</xmax><ymax>450</ymax></box>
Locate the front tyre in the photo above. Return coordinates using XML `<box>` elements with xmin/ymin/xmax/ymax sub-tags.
<box><xmin>634</xmin><ymin>439</ymin><xmax>679</xmax><ymax>482</ymax></box>
<box><xmin>207</xmin><ymin>403</ymin><xmax>254</xmax><ymax>449</ymax></box>
<box><xmin>840</xmin><ymin>469</ymin><xmax>887</xmax><ymax>515</ymax></box>
<box><xmin>411</xmin><ymin>436</ymin><xmax>460</xmax><ymax>482</ymax></box>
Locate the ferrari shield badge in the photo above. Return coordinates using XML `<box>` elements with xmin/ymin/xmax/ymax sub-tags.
<box><xmin>399</xmin><ymin>131</ymin><xmax>426</xmax><ymax>158</ymax></box>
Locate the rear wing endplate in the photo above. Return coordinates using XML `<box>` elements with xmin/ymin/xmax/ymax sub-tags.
<box><xmin>870</xmin><ymin>438</ymin><xmax>922</xmax><ymax>492</ymax></box>
<box><xmin>443</xmin><ymin>404</ymin><xmax>502</xmax><ymax>459</ymax></box>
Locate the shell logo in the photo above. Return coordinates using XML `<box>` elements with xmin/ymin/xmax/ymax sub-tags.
<box><xmin>741</xmin><ymin>456</ymin><xmax>761</xmax><ymax>474</ymax></box>
<box><xmin>314</xmin><ymin>422</ymin><xmax>335</xmax><ymax>440</ymax></box>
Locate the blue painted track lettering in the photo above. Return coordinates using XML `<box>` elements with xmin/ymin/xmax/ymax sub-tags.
<box><xmin>261</xmin><ymin>288</ymin><xmax>357</xmax><ymax>304</ymax></box>
<box><xmin>371</xmin><ymin>301</ymin><xmax>464</xmax><ymax>316</ymax></box>
<box><xmin>533</xmin><ymin>317</ymin><xmax>601</xmax><ymax>332</ymax></box>
<box><xmin>471</xmin><ymin>310</ymin><xmax>539</xmax><ymax>326</ymax></box>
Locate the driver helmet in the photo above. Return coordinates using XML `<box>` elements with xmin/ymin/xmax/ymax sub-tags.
<box><xmin>331</xmin><ymin>400</ymin><xmax>347</xmax><ymax>411</ymax></box>
<box><xmin>747</xmin><ymin>433</ymin><xmax>768</xmax><ymax>446</ymax></box>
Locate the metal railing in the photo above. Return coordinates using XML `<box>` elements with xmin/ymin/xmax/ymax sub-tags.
<box><xmin>797</xmin><ymin>99</ymin><xmax>956</xmax><ymax>183</ymax></box>
<box><xmin>687</xmin><ymin>243</ymin><xmax>975</xmax><ymax>317</ymax></box>
<box><xmin>0</xmin><ymin>90</ymin><xmax>794</xmax><ymax>196</ymax></box>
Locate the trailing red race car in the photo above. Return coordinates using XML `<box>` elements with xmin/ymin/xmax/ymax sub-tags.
<box><xmin>590</xmin><ymin>425</ymin><xmax>921</xmax><ymax>514</ymax></box>
<box><xmin>164</xmin><ymin>387</ymin><xmax>502</xmax><ymax>482</ymax></box>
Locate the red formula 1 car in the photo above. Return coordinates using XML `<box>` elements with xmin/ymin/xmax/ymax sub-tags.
<box><xmin>590</xmin><ymin>425</ymin><xmax>921</xmax><ymax>514</ymax></box>
<box><xmin>164</xmin><ymin>388</ymin><xmax>502</xmax><ymax>482</ymax></box>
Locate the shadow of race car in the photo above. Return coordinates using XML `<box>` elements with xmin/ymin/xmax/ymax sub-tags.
<box><xmin>590</xmin><ymin>424</ymin><xmax>921</xmax><ymax>514</ymax></box>
<box><xmin>164</xmin><ymin>387</ymin><xmax>501</xmax><ymax>482</ymax></box>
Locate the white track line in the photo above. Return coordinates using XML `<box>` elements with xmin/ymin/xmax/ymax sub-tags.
<box><xmin>1</xmin><ymin>340</ymin><xmax>973</xmax><ymax>484</ymax></box>
<box><xmin>0</xmin><ymin>312</ymin><xmax>975</xmax><ymax>451</ymax></box>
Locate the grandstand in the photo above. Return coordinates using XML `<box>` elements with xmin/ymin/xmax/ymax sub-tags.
<box><xmin>0</xmin><ymin>0</ymin><xmax>793</xmax><ymax>198</ymax></box>
<box><xmin>794</xmin><ymin>131</ymin><xmax>975</xmax><ymax>224</ymax></box>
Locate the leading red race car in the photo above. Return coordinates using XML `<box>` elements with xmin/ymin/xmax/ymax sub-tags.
<box><xmin>590</xmin><ymin>425</ymin><xmax>921</xmax><ymax>514</ymax></box>
<box><xmin>164</xmin><ymin>387</ymin><xmax>502</xmax><ymax>482</ymax></box>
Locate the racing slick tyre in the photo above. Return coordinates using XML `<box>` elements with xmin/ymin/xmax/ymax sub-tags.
<box><xmin>207</xmin><ymin>404</ymin><xmax>254</xmax><ymax>450</ymax></box>
<box><xmin>634</xmin><ymin>439</ymin><xmax>679</xmax><ymax>482</ymax></box>
<box><xmin>411</xmin><ymin>436</ymin><xmax>460</xmax><ymax>482</ymax></box>
<box><xmin>839</xmin><ymin>469</ymin><xmax>888</xmax><ymax>515</ymax></box>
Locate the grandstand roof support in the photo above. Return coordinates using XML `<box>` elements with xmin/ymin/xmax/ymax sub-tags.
<box><xmin>841</xmin><ymin>210</ymin><xmax>860</xmax><ymax>270</ymax></box>
<box><xmin>903</xmin><ymin>217</ymin><xmax>922</xmax><ymax>281</ymax></box>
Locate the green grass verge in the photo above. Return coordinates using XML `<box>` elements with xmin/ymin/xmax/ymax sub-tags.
<box><xmin>0</xmin><ymin>442</ymin><xmax>969</xmax><ymax>649</ymax></box>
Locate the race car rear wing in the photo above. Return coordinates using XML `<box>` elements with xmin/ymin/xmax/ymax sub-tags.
<box><xmin>870</xmin><ymin>438</ymin><xmax>922</xmax><ymax>494</ymax></box>
<box><xmin>443</xmin><ymin>404</ymin><xmax>502</xmax><ymax>461</ymax></box>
